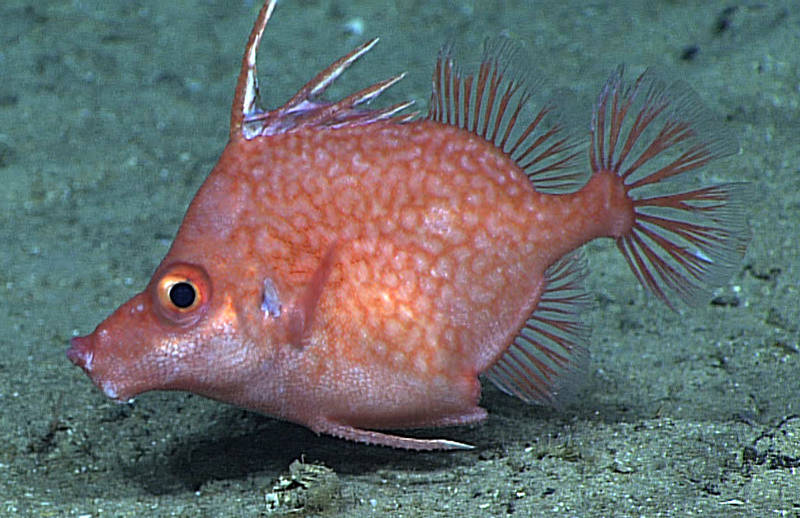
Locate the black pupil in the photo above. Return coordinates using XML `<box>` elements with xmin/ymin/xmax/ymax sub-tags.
<box><xmin>169</xmin><ymin>282</ymin><xmax>196</xmax><ymax>308</ymax></box>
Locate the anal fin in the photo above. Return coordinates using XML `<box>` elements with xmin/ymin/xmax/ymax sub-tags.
<box><xmin>485</xmin><ymin>250</ymin><xmax>590</xmax><ymax>406</ymax></box>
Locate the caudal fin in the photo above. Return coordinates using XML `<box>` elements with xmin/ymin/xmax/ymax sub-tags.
<box><xmin>591</xmin><ymin>68</ymin><xmax>750</xmax><ymax>307</ymax></box>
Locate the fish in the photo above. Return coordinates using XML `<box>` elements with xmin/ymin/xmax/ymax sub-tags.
<box><xmin>67</xmin><ymin>0</ymin><xmax>750</xmax><ymax>450</ymax></box>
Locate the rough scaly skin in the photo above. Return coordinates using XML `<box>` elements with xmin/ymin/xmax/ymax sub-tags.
<box><xmin>70</xmin><ymin>0</ymin><xmax>745</xmax><ymax>450</ymax></box>
<box><xmin>69</xmin><ymin>120</ymin><xmax>625</xmax><ymax>447</ymax></box>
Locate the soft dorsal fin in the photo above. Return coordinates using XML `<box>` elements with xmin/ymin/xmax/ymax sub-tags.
<box><xmin>230</xmin><ymin>0</ymin><xmax>415</xmax><ymax>141</ymax></box>
<box><xmin>485</xmin><ymin>250</ymin><xmax>590</xmax><ymax>406</ymax></box>
<box><xmin>428</xmin><ymin>38</ymin><xmax>587</xmax><ymax>193</ymax></box>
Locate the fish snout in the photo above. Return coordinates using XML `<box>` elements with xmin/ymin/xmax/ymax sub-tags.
<box><xmin>67</xmin><ymin>335</ymin><xmax>94</xmax><ymax>372</ymax></box>
<box><xmin>67</xmin><ymin>332</ymin><xmax>133</xmax><ymax>402</ymax></box>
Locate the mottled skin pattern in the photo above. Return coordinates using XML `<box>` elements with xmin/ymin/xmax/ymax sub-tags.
<box><xmin>71</xmin><ymin>120</ymin><xmax>623</xmax><ymax>444</ymax></box>
<box><xmin>68</xmin><ymin>0</ymin><xmax>746</xmax><ymax>450</ymax></box>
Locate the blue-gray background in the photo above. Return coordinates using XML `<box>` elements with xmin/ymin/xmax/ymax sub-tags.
<box><xmin>1</xmin><ymin>1</ymin><xmax>797</xmax><ymax>516</ymax></box>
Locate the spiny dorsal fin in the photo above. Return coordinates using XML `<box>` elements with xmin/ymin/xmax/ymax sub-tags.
<box><xmin>230</xmin><ymin>0</ymin><xmax>415</xmax><ymax>141</ymax></box>
<box><xmin>428</xmin><ymin>38</ymin><xmax>586</xmax><ymax>194</ymax></box>
<box><xmin>230</xmin><ymin>0</ymin><xmax>276</xmax><ymax>141</ymax></box>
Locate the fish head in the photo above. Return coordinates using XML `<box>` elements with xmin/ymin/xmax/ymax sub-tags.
<box><xmin>67</xmin><ymin>260</ymin><xmax>247</xmax><ymax>403</ymax></box>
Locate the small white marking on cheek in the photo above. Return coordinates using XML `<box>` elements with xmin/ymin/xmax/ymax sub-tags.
<box><xmin>261</xmin><ymin>277</ymin><xmax>282</xmax><ymax>318</ymax></box>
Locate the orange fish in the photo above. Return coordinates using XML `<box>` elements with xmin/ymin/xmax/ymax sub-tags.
<box><xmin>68</xmin><ymin>0</ymin><xmax>749</xmax><ymax>450</ymax></box>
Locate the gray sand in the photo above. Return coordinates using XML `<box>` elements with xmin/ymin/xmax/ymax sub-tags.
<box><xmin>1</xmin><ymin>1</ymin><xmax>797</xmax><ymax>516</ymax></box>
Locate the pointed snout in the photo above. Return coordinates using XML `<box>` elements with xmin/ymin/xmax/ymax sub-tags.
<box><xmin>67</xmin><ymin>331</ymin><xmax>128</xmax><ymax>401</ymax></box>
<box><xmin>67</xmin><ymin>334</ymin><xmax>94</xmax><ymax>372</ymax></box>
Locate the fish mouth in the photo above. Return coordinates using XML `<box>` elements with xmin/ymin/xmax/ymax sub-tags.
<box><xmin>67</xmin><ymin>335</ymin><xmax>133</xmax><ymax>402</ymax></box>
<box><xmin>67</xmin><ymin>335</ymin><xmax>94</xmax><ymax>372</ymax></box>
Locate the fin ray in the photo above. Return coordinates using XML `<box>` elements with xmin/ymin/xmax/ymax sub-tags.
<box><xmin>485</xmin><ymin>250</ymin><xmax>590</xmax><ymax>406</ymax></box>
<box><xmin>591</xmin><ymin>67</ymin><xmax>749</xmax><ymax>307</ymax></box>
<box><xmin>230</xmin><ymin>0</ymin><xmax>277</xmax><ymax>140</ymax></box>
<box><xmin>314</xmin><ymin>418</ymin><xmax>475</xmax><ymax>451</ymax></box>
<box><xmin>428</xmin><ymin>38</ymin><xmax>586</xmax><ymax>194</ymax></box>
<box><xmin>288</xmin><ymin>244</ymin><xmax>338</xmax><ymax>348</ymax></box>
<box><xmin>233</xmin><ymin>24</ymin><xmax>414</xmax><ymax>139</ymax></box>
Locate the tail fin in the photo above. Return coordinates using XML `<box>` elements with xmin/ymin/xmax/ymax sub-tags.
<box><xmin>591</xmin><ymin>67</ymin><xmax>750</xmax><ymax>308</ymax></box>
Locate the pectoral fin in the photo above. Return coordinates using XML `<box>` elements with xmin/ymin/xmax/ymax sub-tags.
<box><xmin>287</xmin><ymin>244</ymin><xmax>338</xmax><ymax>348</ymax></box>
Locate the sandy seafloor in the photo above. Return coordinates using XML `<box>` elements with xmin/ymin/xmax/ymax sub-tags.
<box><xmin>1</xmin><ymin>0</ymin><xmax>798</xmax><ymax>516</ymax></box>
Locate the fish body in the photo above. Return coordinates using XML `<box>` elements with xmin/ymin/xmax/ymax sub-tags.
<box><xmin>68</xmin><ymin>0</ymin><xmax>748</xmax><ymax>449</ymax></box>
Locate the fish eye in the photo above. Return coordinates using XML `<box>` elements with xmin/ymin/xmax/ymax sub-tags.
<box><xmin>152</xmin><ymin>263</ymin><xmax>211</xmax><ymax>326</ymax></box>
<box><xmin>168</xmin><ymin>281</ymin><xmax>196</xmax><ymax>308</ymax></box>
